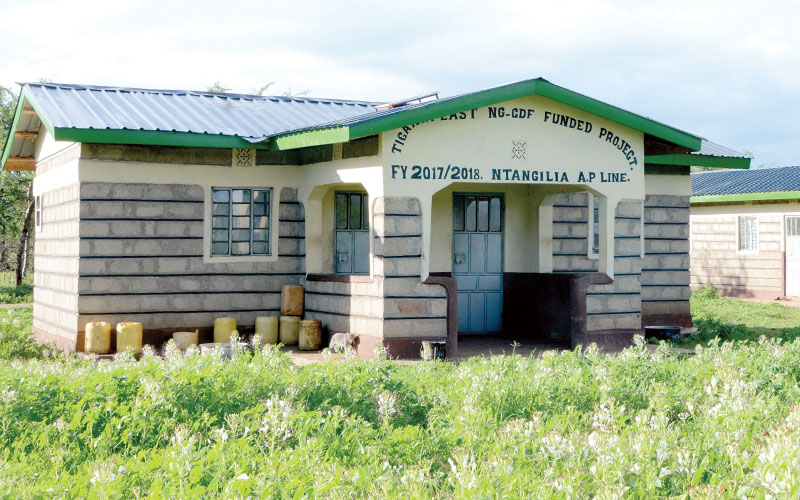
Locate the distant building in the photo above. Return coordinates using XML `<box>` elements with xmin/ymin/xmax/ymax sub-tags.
<box><xmin>691</xmin><ymin>166</ymin><xmax>800</xmax><ymax>299</ymax></box>
<box><xmin>1</xmin><ymin>78</ymin><xmax>749</xmax><ymax>356</ymax></box>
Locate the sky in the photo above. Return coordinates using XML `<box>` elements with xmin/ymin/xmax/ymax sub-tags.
<box><xmin>1</xmin><ymin>0</ymin><xmax>798</xmax><ymax>167</ymax></box>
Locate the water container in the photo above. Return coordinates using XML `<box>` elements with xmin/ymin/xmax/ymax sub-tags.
<box><xmin>281</xmin><ymin>285</ymin><xmax>304</xmax><ymax>316</ymax></box>
<box><xmin>85</xmin><ymin>322</ymin><xmax>111</xmax><ymax>354</ymax></box>
<box><xmin>298</xmin><ymin>320</ymin><xmax>322</xmax><ymax>351</ymax></box>
<box><xmin>214</xmin><ymin>317</ymin><xmax>237</xmax><ymax>343</ymax></box>
<box><xmin>173</xmin><ymin>331</ymin><xmax>198</xmax><ymax>350</ymax></box>
<box><xmin>279</xmin><ymin>316</ymin><xmax>301</xmax><ymax>345</ymax></box>
<box><xmin>254</xmin><ymin>316</ymin><xmax>279</xmax><ymax>346</ymax></box>
<box><xmin>116</xmin><ymin>322</ymin><xmax>143</xmax><ymax>354</ymax></box>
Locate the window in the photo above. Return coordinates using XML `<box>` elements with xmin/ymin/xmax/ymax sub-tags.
<box><xmin>738</xmin><ymin>215</ymin><xmax>758</xmax><ymax>251</ymax></box>
<box><xmin>335</xmin><ymin>192</ymin><xmax>369</xmax><ymax>274</ymax></box>
<box><xmin>34</xmin><ymin>196</ymin><xmax>42</xmax><ymax>230</ymax></box>
<box><xmin>591</xmin><ymin>195</ymin><xmax>599</xmax><ymax>254</ymax></box>
<box><xmin>211</xmin><ymin>188</ymin><xmax>270</xmax><ymax>256</ymax></box>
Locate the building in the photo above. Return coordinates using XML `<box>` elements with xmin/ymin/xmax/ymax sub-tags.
<box><xmin>0</xmin><ymin>78</ymin><xmax>751</xmax><ymax>356</ymax></box>
<box><xmin>691</xmin><ymin>166</ymin><xmax>800</xmax><ymax>299</ymax></box>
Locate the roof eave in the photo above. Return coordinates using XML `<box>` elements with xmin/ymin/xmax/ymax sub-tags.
<box><xmin>691</xmin><ymin>190</ymin><xmax>800</xmax><ymax>204</ymax></box>
<box><xmin>645</xmin><ymin>153</ymin><xmax>751</xmax><ymax>170</ymax></box>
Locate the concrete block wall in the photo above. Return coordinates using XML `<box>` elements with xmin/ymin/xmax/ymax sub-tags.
<box><xmin>690</xmin><ymin>212</ymin><xmax>783</xmax><ymax>297</ymax></box>
<box><xmin>303</xmin><ymin>196</ymin><xmax>447</xmax><ymax>352</ymax></box>
<box><xmin>33</xmin><ymin>183</ymin><xmax>81</xmax><ymax>350</ymax></box>
<box><xmin>552</xmin><ymin>192</ymin><xmax>596</xmax><ymax>273</ymax></box>
<box><xmin>74</xmin><ymin>183</ymin><xmax>304</xmax><ymax>337</ymax></box>
<box><xmin>585</xmin><ymin>200</ymin><xmax>643</xmax><ymax>331</ymax></box>
<box><xmin>642</xmin><ymin>195</ymin><xmax>692</xmax><ymax>325</ymax></box>
<box><xmin>375</xmin><ymin>197</ymin><xmax>447</xmax><ymax>339</ymax></box>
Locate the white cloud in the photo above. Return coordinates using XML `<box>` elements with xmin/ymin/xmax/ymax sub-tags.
<box><xmin>1</xmin><ymin>0</ymin><xmax>798</xmax><ymax>165</ymax></box>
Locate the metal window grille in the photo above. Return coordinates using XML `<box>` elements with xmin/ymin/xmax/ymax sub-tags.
<box><xmin>34</xmin><ymin>196</ymin><xmax>41</xmax><ymax>229</ymax></box>
<box><xmin>787</xmin><ymin>216</ymin><xmax>800</xmax><ymax>237</ymax></box>
<box><xmin>592</xmin><ymin>195</ymin><xmax>599</xmax><ymax>253</ymax></box>
<box><xmin>210</xmin><ymin>188</ymin><xmax>270</xmax><ymax>256</ymax></box>
<box><xmin>738</xmin><ymin>215</ymin><xmax>758</xmax><ymax>251</ymax></box>
<box><xmin>452</xmin><ymin>194</ymin><xmax>503</xmax><ymax>233</ymax></box>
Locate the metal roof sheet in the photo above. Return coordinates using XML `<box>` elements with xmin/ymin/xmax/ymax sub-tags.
<box><xmin>22</xmin><ymin>82</ymin><xmax>381</xmax><ymax>141</ymax></box>
<box><xmin>692</xmin><ymin>166</ymin><xmax>800</xmax><ymax>196</ymax></box>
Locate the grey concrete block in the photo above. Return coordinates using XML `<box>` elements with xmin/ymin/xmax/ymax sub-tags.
<box><xmin>280</xmin><ymin>188</ymin><xmax>298</xmax><ymax>202</ymax></box>
<box><xmin>645</xmin><ymin>239</ymin><xmax>689</xmax><ymax>254</ymax></box>
<box><xmin>373</xmin><ymin>197</ymin><xmax>421</xmax><ymax>216</ymax></box>
<box><xmin>644</xmin><ymin>195</ymin><xmax>690</xmax><ymax>208</ymax></box>
<box><xmin>586</xmin><ymin>313</ymin><xmax>641</xmax><ymax>331</ymax></box>
<box><xmin>554</xmin><ymin>206</ymin><xmax>588</xmax><ymax>222</ymax></box>
<box><xmin>374</xmin><ymin>235</ymin><xmax>422</xmax><ymax>257</ymax></box>
<box><xmin>279</xmin><ymin>203</ymin><xmax>305</xmax><ymax>220</ymax></box>
<box><xmin>616</xmin><ymin>201</ymin><xmax>642</xmax><ymax>218</ymax></box>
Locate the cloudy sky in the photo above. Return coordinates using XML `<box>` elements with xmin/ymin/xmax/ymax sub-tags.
<box><xmin>1</xmin><ymin>0</ymin><xmax>797</xmax><ymax>167</ymax></box>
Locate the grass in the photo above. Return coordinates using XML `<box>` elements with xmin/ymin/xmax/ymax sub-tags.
<box><xmin>674</xmin><ymin>285</ymin><xmax>800</xmax><ymax>348</ymax></box>
<box><xmin>2</xmin><ymin>288</ymin><xmax>800</xmax><ymax>496</ymax></box>
<box><xmin>0</xmin><ymin>340</ymin><xmax>799</xmax><ymax>497</ymax></box>
<box><xmin>0</xmin><ymin>271</ymin><xmax>32</xmax><ymax>304</ymax></box>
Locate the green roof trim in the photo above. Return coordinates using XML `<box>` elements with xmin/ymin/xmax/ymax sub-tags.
<box><xmin>269</xmin><ymin>126</ymin><xmax>350</xmax><ymax>151</ymax></box>
<box><xmin>645</xmin><ymin>153</ymin><xmax>751</xmax><ymax>170</ymax></box>
<box><xmin>691</xmin><ymin>191</ymin><xmax>800</xmax><ymax>205</ymax></box>
<box><xmin>53</xmin><ymin>128</ymin><xmax>270</xmax><ymax>150</ymax></box>
<box><xmin>278</xmin><ymin>78</ymin><xmax>704</xmax><ymax>152</ymax></box>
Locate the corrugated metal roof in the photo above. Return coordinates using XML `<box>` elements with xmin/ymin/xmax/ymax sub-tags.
<box><xmin>692</xmin><ymin>166</ymin><xmax>800</xmax><ymax>196</ymax></box>
<box><xmin>699</xmin><ymin>139</ymin><xmax>746</xmax><ymax>158</ymax></box>
<box><xmin>23</xmin><ymin>82</ymin><xmax>381</xmax><ymax>141</ymax></box>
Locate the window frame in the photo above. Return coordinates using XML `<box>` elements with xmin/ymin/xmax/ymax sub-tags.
<box><xmin>34</xmin><ymin>196</ymin><xmax>42</xmax><ymax>231</ymax></box>
<box><xmin>737</xmin><ymin>215</ymin><xmax>759</xmax><ymax>253</ymax></box>
<box><xmin>210</xmin><ymin>187</ymin><xmax>272</xmax><ymax>257</ymax></box>
<box><xmin>334</xmin><ymin>191</ymin><xmax>370</xmax><ymax>275</ymax></box>
<box><xmin>587</xmin><ymin>194</ymin><xmax>600</xmax><ymax>258</ymax></box>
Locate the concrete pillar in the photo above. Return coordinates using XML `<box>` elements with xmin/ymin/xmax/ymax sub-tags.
<box><xmin>597</xmin><ymin>196</ymin><xmax>618</xmax><ymax>278</ymax></box>
<box><xmin>537</xmin><ymin>193</ymin><xmax>561</xmax><ymax>273</ymax></box>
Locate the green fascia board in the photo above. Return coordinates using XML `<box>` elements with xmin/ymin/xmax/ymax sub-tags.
<box><xmin>268</xmin><ymin>126</ymin><xmax>350</xmax><ymax>151</ymax></box>
<box><xmin>277</xmin><ymin>78</ymin><xmax>703</xmax><ymax>152</ymax></box>
<box><xmin>645</xmin><ymin>153</ymin><xmax>751</xmax><ymax>170</ymax></box>
<box><xmin>691</xmin><ymin>191</ymin><xmax>800</xmax><ymax>204</ymax></box>
<box><xmin>53</xmin><ymin>127</ymin><xmax>270</xmax><ymax>150</ymax></box>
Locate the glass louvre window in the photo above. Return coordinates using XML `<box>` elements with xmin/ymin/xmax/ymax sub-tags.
<box><xmin>211</xmin><ymin>188</ymin><xmax>270</xmax><ymax>256</ymax></box>
<box><xmin>453</xmin><ymin>194</ymin><xmax>503</xmax><ymax>233</ymax></box>
<box><xmin>738</xmin><ymin>215</ymin><xmax>758</xmax><ymax>251</ymax></box>
<box><xmin>335</xmin><ymin>192</ymin><xmax>370</xmax><ymax>274</ymax></box>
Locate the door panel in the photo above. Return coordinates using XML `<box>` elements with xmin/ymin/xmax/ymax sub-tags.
<box><xmin>787</xmin><ymin>216</ymin><xmax>800</xmax><ymax>296</ymax></box>
<box><xmin>352</xmin><ymin>231</ymin><xmax>370</xmax><ymax>274</ymax></box>
<box><xmin>454</xmin><ymin>193</ymin><xmax>504</xmax><ymax>334</ymax></box>
<box><xmin>335</xmin><ymin>232</ymin><xmax>352</xmax><ymax>274</ymax></box>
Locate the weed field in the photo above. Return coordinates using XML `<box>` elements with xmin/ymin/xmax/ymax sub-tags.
<box><xmin>0</xmin><ymin>272</ymin><xmax>32</xmax><ymax>305</ymax></box>
<box><xmin>2</xmin><ymin>338</ymin><xmax>800</xmax><ymax>498</ymax></box>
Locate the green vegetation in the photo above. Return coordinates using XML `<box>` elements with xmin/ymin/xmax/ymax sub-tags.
<box><xmin>676</xmin><ymin>285</ymin><xmax>800</xmax><ymax>348</ymax></box>
<box><xmin>2</xmin><ymin>288</ymin><xmax>800</xmax><ymax>496</ymax></box>
<box><xmin>0</xmin><ymin>306</ymin><xmax>49</xmax><ymax>360</ymax></box>
<box><xmin>0</xmin><ymin>271</ymin><xmax>32</xmax><ymax>304</ymax></box>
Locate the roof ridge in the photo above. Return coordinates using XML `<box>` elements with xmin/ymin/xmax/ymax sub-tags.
<box><xmin>21</xmin><ymin>82</ymin><xmax>382</xmax><ymax>106</ymax></box>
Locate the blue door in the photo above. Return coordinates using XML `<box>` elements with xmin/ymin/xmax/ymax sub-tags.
<box><xmin>453</xmin><ymin>194</ymin><xmax>503</xmax><ymax>334</ymax></box>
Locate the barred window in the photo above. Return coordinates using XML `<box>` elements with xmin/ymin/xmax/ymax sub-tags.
<box><xmin>211</xmin><ymin>188</ymin><xmax>270</xmax><ymax>256</ymax></box>
<box><xmin>738</xmin><ymin>215</ymin><xmax>758</xmax><ymax>251</ymax></box>
<box><xmin>35</xmin><ymin>196</ymin><xmax>42</xmax><ymax>229</ymax></box>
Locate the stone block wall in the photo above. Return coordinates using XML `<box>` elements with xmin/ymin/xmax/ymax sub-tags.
<box><xmin>72</xmin><ymin>183</ymin><xmax>304</xmax><ymax>346</ymax></box>
<box><xmin>690</xmin><ymin>211</ymin><xmax>783</xmax><ymax>299</ymax></box>
<box><xmin>551</xmin><ymin>193</ymin><xmax>645</xmax><ymax>332</ymax></box>
<box><xmin>642</xmin><ymin>195</ymin><xmax>692</xmax><ymax>326</ymax></box>
<box><xmin>33</xmin><ymin>183</ymin><xmax>81</xmax><ymax>350</ymax></box>
<box><xmin>303</xmin><ymin>196</ymin><xmax>447</xmax><ymax>357</ymax></box>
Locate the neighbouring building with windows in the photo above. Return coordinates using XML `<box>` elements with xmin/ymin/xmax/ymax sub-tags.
<box><xmin>691</xmin><ymin>166</ymin><xmax>800</xmax><ymax>299</ymax></box>
<box><xmin>1</xmin><ymin>78</ymin><xmax>751</xmax><ymax>356</ymax></box>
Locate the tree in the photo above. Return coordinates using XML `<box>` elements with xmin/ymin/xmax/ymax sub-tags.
<box><xmin>0</xmin><ymin>84</ymin><xmax>34</xmax><ymax>285</ymax></box>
